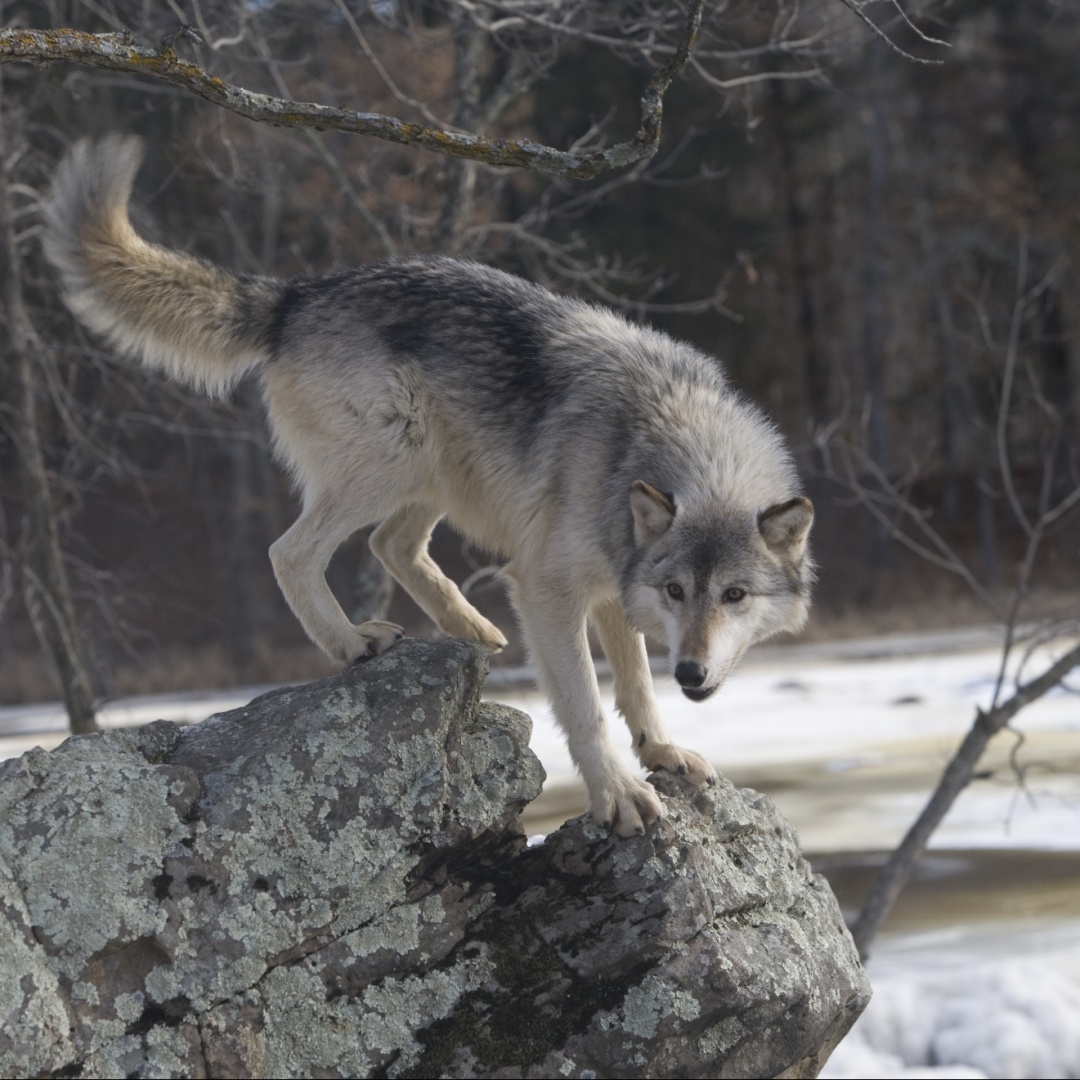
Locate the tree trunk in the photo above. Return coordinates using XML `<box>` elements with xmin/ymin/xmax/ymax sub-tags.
<box><xmin>770</xmin><ymin>79</ymin><xmax>828</xmax><ymax>432</ymax></box>
<box><xmin>913</xmin><ymin>190</ymin><xmax>997</xmax><ymax>588</ymax></box>
<box><xmin>0</xmin><ymin>81</ymin><xmax>97</xmax><ymax>732</ymax></box>
<box><xmin>430</xmin><ymin>14</ymin><xmax>485</xmax><ymax>255</ymax></box>
<box><xmin>862</xmin><ymin>47</ymin><xmax>891</xmax><ymax>480</ymax></box>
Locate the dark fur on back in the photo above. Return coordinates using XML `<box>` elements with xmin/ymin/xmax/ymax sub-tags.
<box><xmin>270</xmin><ymin>257</ymin><xmax>583</xmax><ymax>448</ymax></box>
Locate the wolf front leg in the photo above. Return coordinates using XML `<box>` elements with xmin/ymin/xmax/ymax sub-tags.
<box><xmin>270</xmin><ymin>497</ymin><xmax>404</xmax><ymax>665</ymax></box>
<box><xmin>591</xmin><ymin>598</ymin><xmax>718</xmax><ymax>788</ymax></box>
<box><xmin>370</xmin><ymin>504</ymin><xmax>507</xmax><ymax>652</ymax></box>
<box><xmin>510</xmin><ymin>579</ymin><xmax>662</xmax><ymax>836</ymax></box>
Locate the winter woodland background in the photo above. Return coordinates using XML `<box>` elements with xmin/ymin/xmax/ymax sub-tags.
<box><xmin>2</xmin><ymin>0</ymin><xmax>1076</xmax><ymax>704</ymax></box>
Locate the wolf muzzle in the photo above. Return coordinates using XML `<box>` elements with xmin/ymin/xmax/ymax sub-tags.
<box><xmin>675</xmin><ymin>660</ymin><xmax>717</xmax><ymax>701</ymax></box>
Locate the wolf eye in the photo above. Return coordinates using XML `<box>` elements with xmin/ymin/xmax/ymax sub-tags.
<box><xmin>723</xmin><ymin>587</ymin><xmax>746</xmax><ymax>604</ymax></box>
<box><xmin>666</xmin><ymin>582</ymin><xmax>684</xmax><ymax>601</ymax></box>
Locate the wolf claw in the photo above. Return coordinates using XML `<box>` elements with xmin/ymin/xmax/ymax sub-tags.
<box><xmin>592</xmin><ymin>774</ymin><xmax>664</xmax><ymax>837</ymax></box>
<box><xmin>348</xmin><ymin>620</ymin><xmax>406</xmax><ymax>663</ymax></box>
<box><xmin>639</xmin><ymin>742</ymin><xmax>717</xmax><ymax>788</ymax></box>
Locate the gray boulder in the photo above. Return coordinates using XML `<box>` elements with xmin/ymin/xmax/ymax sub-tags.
<box><xmin>0</xmin><ymin>638</ymin><xmax>868</xmax><ymax>1078</ymax></box>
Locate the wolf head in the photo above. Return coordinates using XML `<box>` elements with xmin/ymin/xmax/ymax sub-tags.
<box><xmin>621</xmin><ymin>481</ymin><xmax>814</xmax><ymax>701</ymax></box>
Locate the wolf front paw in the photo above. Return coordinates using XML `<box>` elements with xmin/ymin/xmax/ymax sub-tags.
<box><xmin>638</xmin><ymin>742</ymin><xmax>718</xmax><ymax>787</ymax></box>
<box><xmin>590</xmin><ymin>774</ymin><xmax>664</xmax><ymax>837</ymax></box>
<box><xmin>440</xmin><ymin>608</ymin><xmax>508</xmax><ymax>653</ymax></box>
<box><xmin>345</xmin><ymin>620</ymin><xmax>406</xmax><ymax>663</ymax></box>
<box><xmin>465</xmin><ymin>613</ymin><xmax>509</xmax><ymax>653</ymax></box>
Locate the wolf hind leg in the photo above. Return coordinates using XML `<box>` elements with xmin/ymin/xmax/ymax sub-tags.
<box><xmin>270</xmin><ymin>497</ymin><xmax>404</xmax><ymax>665</ymax></box>
<box><xmin>370</xmin><ymin>504</ymin><xmax>507</xmax><ymax>652</ymax></box>
<box><xmin>591</xmin><ymin>598</ymin><xmax>717</xmax><ymax>788</ymax></box>
<box><xmin>510</xmin><ymin>579</ymin><xmax>662</xmax><ymax>836</ymax></box>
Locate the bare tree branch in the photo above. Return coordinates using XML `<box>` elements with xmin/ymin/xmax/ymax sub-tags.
<box><xmin>816</xmin><ymin>430</ymin><xmax>1006</xmax><ymax>618</ymax></box>
<box><xmin>244</xmin><ymin>24</ymin><xmax>401</xmax><ymax>257</ymax></box>
<box><xmin>330</xmin><ymin>0</ymin><xmax>450</xmax><ymax>131</ymax></box>
<box><xmin>998</xmin><ymin>234</ymin><xmax>1033</xmax><ymax>536</ymax></box>
<box><xmin>0</xmin><ymin>6</ymin><xmax>705</xmax><ymax>179</ymax></box>
<box><xmin>850</xmin><ymin>637</ymin><xmax>1080</xmax><ymax>958</ymax></box>
<box><xmin>836</xmin><ymin>0</ymin><xmax>945</xmax><ymax>63</ymax></box>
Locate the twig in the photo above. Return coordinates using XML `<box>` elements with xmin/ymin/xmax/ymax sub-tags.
<box><xmin>836</xmin><ymin>0</ymin><xmax>945</xmax><ymax>64</ymax></box>
<box><xmin>997</xmin><ymin>234</ymin><xmax>1032</xmax><ymax>536</ymax></box>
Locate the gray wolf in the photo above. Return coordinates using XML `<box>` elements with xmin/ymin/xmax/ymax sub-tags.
<box><xmin>44</xmin><ymin>135</ymin><xmax>814</xmax><ymax>836</ymax></box>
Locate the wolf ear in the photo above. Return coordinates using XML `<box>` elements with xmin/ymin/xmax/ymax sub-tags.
<box><xmin>630</xmin><ymin>481</ymin><xmax>676</xmax><ymax>546</ymax></box>
<box><xmin>759</xmin><ymin>497</ymin><xmax>813</xmax><ymax>559</ymax></box>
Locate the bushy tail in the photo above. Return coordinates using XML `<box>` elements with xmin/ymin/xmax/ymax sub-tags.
<box><xmin>43</xmin><ymin>135</ymin><xmax>282</xmax><ymax>397</ymax></box>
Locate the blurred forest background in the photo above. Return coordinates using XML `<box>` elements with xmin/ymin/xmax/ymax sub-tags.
<box><xmin>1</xmin><ymin>0</ymin><xmax>1078</xmax><ymax>713</ymax></box>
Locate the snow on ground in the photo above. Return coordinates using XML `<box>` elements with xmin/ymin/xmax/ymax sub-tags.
<box><xmin>824</xmin><ymin>927</ymin><xmax>1080</xmax><ymax>1080</ymax></box>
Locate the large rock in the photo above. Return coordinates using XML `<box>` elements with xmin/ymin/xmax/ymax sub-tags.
<box><xmin>0</xmin><ymin>638</ymin><xmax>868</xmax><ymax>1078</ymax></box>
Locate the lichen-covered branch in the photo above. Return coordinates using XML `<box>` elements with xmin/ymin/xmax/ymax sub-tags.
<box><xmin>0</xmin><ymin>4</ymin><xmax>704</xmax><ymax>180</ymax></box>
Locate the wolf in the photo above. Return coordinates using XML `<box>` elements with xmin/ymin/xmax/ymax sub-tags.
<box><xmin>44</xmin><ymin>135</ymin><xmax>814</xmax><ymax>836</ymax></box>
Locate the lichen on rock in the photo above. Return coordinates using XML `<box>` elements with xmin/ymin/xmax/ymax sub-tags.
<box><xmin>0</xmin><ymin>637</ymin><xmax>867</xmax><ymax>1078</ymax></box>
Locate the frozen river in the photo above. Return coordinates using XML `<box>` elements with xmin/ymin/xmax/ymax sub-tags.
<box><xmin>3</xmin><ymin>628</ymin><xmax>1077</xmax><ymax>1078</ymax></box>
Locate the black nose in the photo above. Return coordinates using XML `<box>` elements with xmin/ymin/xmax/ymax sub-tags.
<box><xmin>674</xmin><ymin>660</ymin><xmax>707</xmax><ymax>688</ymax></box>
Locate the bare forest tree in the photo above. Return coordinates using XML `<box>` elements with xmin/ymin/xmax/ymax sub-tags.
<box><xmin>1</xmin><ymin>4</ymin><xmax>711</xmax><ymax>179</ymax></box>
